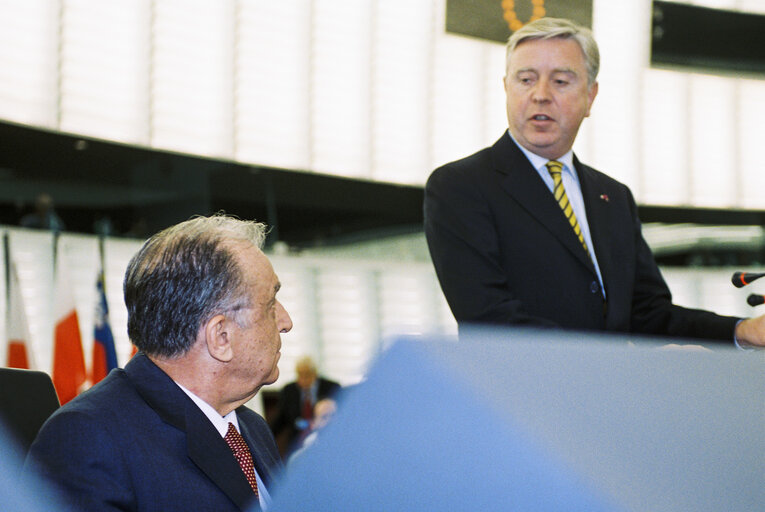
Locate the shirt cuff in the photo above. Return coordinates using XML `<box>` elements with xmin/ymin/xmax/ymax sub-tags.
<box><xmin>733</xmin><ymin>319</ymin><xmax>754</xmax><ymax>351</ymax></box>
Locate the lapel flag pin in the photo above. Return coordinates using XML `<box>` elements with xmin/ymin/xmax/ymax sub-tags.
<box><xmin>600</xmin><ymin>194</ymin><xmax>609</xmax><ymax>202</ymax></box>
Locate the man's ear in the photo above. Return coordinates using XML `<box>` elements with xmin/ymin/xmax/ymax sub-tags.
<box><xmin>585</xmin><ymin>80</ymin><xmax>598</xmax><ymax>117</ymax></box>
<box><xmin>204</xmin><ymin>314</ymin><xmax>233</xmax><ymax>362</ymax></box>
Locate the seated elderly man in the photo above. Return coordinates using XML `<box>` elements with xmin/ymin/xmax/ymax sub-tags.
<box><xmin>269</xmin><ymin>356</ymin><xmax>340</xmax><ymax>456</ymax></box>
<box><xmin>25</xmin><ymin>215</ymin><xmax>293</xmax><ymax>512</ymax></box>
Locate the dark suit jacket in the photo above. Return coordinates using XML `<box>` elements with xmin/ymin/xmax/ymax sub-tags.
<box><xmin>269</xmin><ymin>377</ymin><xmax>340</xmax><ymax>450</ymax></box>
<box><xmin>424</xmin><ymin>132</ymin><xmax>739</xmax><ymax>343</ymax></box>
<box><xmin>24</xmin><ymin>354</ymin><xmax>281</xmax><ymax>512</ymax></box>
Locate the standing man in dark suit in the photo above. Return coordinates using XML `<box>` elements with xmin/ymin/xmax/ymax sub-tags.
<box><xmin>270</xmin><ymin>356</ymin><xmax>340</xmax><ymax>457</ymax></box>
<box><xmin>25</xmin><ymin>214</ymin><xmax>293</xmax><ymax>511</ymax></box>
<box><xmin>424</xmin><ymin>17</ymin><xmax>765</xmax><ymax>347</ymax></box>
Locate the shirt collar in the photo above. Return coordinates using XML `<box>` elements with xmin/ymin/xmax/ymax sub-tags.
<box><xmin>176</xmin><ymin>382</ymin><xmax>239</xmax><ymax>437</ymax></box>
<box><xmin>506</xmin><ymin>130</ymin><xmax>577</xmax><ymax>178</ymax></box>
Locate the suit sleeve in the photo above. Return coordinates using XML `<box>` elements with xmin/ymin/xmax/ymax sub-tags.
<box><xmin>24</xmin><ymin>409</ymin><xmax>136</xmax><ymax>512</ymax></box>
<box><xmin>424</xmin><ymin>163</ymin><xmax>558</xmax><ymax>328</ymax></box>
<box><xmin>318</xmin><ymin>378</ymin><xmax>341</xmax><ymax>399</ymax></box>
<box><xmin>624</xmin><ymin>188</ymin><xmax>740</xmax><ymax>343</ymax></box>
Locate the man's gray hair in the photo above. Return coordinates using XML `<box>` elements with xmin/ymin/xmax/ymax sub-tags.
<box><xmin>505</xmin><ymin>17</ymin><xmax>600</xmax><ymax>85</ymax></box>
<box><xmin>124</xmin><ymin>214</ymin><xmax>268</xmax><ymax>357</ymax></box>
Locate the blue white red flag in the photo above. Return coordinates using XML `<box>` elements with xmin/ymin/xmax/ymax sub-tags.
<box><xmin>92</xmin><ymin>271</ymin><xmax>118</xmax><ymax>383</ymax></box>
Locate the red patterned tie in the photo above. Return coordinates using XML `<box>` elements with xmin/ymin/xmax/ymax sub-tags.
<box><xmin>224</xmin><ymin>422</ymin><xmax>259</xmax><ymax>497</ymax></box>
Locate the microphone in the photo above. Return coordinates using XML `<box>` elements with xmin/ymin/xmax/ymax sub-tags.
<box><xmin>731</xmin><ymin>271</ymin><xmax>765</xmax><ymax>288</ymax></box>
<box><xmin>747</xmin><ymin>294</ymin><xmax>765</xmax><ymax>307</ymax></box>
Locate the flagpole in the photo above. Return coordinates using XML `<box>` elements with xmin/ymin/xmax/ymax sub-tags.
<box><xmin>4</xmin><ymin>230</ymin><xmax>9</xmax><ymax>325</ymax></box>
<box><xmin>52</xmin><ymin>230</ymin><xmax>58</xmax><ymax>273</ymax></box>
<box><xmin>98</xmin><ymin>232</ymin><xmax>104</xmax><ymax>381</ymax></box>
<box><xmin>98</xmin><ymin>233</ymin><xmax>105</xmax><ymax>276</ymax></box>
<box><xmin>3</xmin><ymin>230</ymin><xmax>9</xmax><ymax>366</ymax></box>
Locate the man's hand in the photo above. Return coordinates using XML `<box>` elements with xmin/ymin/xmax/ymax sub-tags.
<box><xmin>734</xmin><ymin>317</ymin><xmax>765</xmax><ymax>348</ymax></box>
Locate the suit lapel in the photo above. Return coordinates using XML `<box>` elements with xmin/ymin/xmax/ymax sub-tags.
<box><xmin>185</xmin><ymin>409</ymin><xmax>256</xmax><ymax>511</ymax></box>
<box><xmin>125</xmin><ymin>355</ymin><xmax>256</xmax><ymax>511</ymax></box>
<box><xmin>491</xmin><ymin>134</ymin><xmax>595</xmax><ymax>274</ymax></box>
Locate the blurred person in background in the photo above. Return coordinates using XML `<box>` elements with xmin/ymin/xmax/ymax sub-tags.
<box><xmin>269</xmin><ymin>356</ymin><xmax>340</xmax><ymax>457</ymax></box>
<box><xmin>286</xmin><ymin>397</ymin><xmax>338</xmax><ymax>467</ymax></box>
<box><xmin>20</xmin><ymin>193</ymin><xmax>65</xmax><ymax>232</ymax></box>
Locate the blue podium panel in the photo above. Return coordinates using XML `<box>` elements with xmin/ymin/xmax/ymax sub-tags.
<box><xmin>0</xmin><ymin>422</ymin><xmax>70</xmax><ymax>512</ymax></box>
<box><xmin>270</xmin><ymin>327</ymin><xmax>765</xmax><ymax>512</ymax></box>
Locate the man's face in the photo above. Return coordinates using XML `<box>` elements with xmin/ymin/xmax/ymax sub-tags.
<box><xmin>504</xmin><ymin>37</ymin><xmax>598</xmax><ymax>160</ymax></box>
<box><xmin>296</xmin><ymin>365</ymin><xmax>317</xmax><ymax>390</ymax></box>
<box><xmin>229</xmin><ymin>246</ymin><xmax>293</xmax><ymax>393</ymax></box>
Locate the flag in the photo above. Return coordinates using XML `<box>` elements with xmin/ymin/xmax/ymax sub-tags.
<box><xmin>91</xmin><ymin>271</ymin><xmax>117</xmax><ymax>383</ymax></box>
<box><xmin>52</xmin><ymin>248</ymin><xmax>86</xmax><ymax>404</ymax></box>
<box><xmin>6</xmin><ymin>260</ymin><xmax>33</xmax><ymax>369</ymax></box>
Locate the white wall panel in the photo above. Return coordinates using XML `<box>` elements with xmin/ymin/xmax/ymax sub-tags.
<box><xmin>235</xmin><ymin>0</ymin><xmax>311</xmax><ymax>170</ymax></box>
<box><xmin>377</xmin><ymin>266</ymin><xmax>444</xmax><ymax>342</ymax></box>
<box><xmin>587</xmin><ymin>0</ymin><xmax>648</xmax><ymax>189</ymax></box>
<box><xmin>314</xmin><ymin>268</ymin><xmax>379</xmax><ymax>385</ymax></box>
<box><xmin>689</xmin><ymin>75</ymin><xmax>737</xmax><ymax>207</ymax></box>
<box><xmin>59</xmin><ymin>0</ymin><xmax>151</xmax><ymax>144</ymax></box>
<box><xmin>370</xmin><ymin>0</ymin><xmax>432</xmax><ymax>184</ymax></box>
<box><xmin>436</xmin><ymin>287</ymin><xmax>458</xmax><ymax>337</ymax></box>
<box><xmin>737</xmin><ymin>78</ymin><xmax>765</xmax><ymax>209</ymax></box>
<box><xmin>310</xmin><ymin>0</ymin><xmax>372</xmax><ymax>178</ymax></box>
<box><xmin>484</xmin><ymin>43</ymin><xmax>510</xmax><ymax>150</ymax></box>
<box><xmin>151</xmin><ymin>0</ymin><xmax>234</xmax><ymax>157</ymax></box>
<box><xmin>0</xmin><ymin>0</ymin><xmax>58</xmax><ymax>127</ymax></box>
<box><xmin>430</xmin><ymin>33</ymin><xmax>488</xmax><ymax>170</ymax></box>
<box><xmin>689</xmin><ymin>0</ymin><xmax>737</xmax><ymax>8</ymax></box>
<box><xmin>640</xmin><ymin>69</ymin><xmax>690</xmax><ymax>205</ymax></box>
<box><xmin>738</xmin><ymin>0</ymin><xmax>765</xmax><ymax>13</ymax></box>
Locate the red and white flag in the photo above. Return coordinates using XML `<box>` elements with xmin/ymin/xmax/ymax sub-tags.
<box><xmin>51</xmin><ymin>247</ymin><xmax>87</xmax><ymax>404</ymax></box>
<box><xmin>6</xmin><ymin>260</ymin><xmax>33</xmax><ymax>369</ymax></box>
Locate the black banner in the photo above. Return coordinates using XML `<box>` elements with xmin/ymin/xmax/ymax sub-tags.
<box><xmin>446</xmin><ymin>0</ymin><xmax>593</xmax><ymax>43</ymax></box>
<box><xmin>651</xmin><ymin>1</ymin><xmax>765</xmax><ymax>75</ymax></box>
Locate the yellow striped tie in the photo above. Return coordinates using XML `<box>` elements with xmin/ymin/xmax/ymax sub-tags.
<box><xmin>546</xmin><ymin>161</ymin><xmax>589</xmax><ymax>255</ymax></box>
